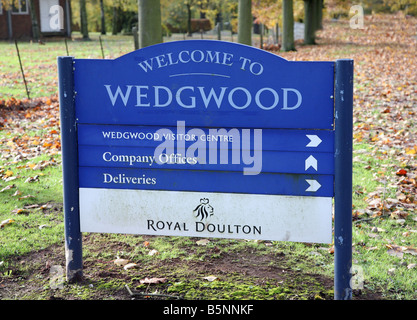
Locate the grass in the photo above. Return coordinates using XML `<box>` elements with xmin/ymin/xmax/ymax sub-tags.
<box><xmin>352</xmin><ymin>142</ymin><xmax>398</xmax><ymax>209</ymax></box>
<box><xmin>350</xmin><ymin>142</ymin><xmax>417</xmax><ymax>299</ymax></box>
<box><xmin>0</xmin><ymin>153</ymin><xmax>63</xmax><ymax>261</ymax></box>
<box><xmin>0</xmin><ymin>33</ymin><xmax>135</xmax><ymax>100</ymax></box>
<box><xmin>0</xmin><ymin>30</ymin><xmax>277</xmax><ymax>100</ymax></box>
<box><xmin>0</xmin><ymin>31</ymin><xmax>248</xmax><ymax>100</ymax></box>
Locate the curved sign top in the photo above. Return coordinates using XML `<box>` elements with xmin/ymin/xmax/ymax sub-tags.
<box><xmin>74</xmin><ymin>40</ymin><xmax>334</xmax><ymax>129</ymax></box>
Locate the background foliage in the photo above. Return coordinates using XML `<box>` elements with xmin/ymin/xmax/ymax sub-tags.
<box><xmin>65</xmin><ymin>0</ymin><xmax>417</xmax><ymax>35</ymax></box>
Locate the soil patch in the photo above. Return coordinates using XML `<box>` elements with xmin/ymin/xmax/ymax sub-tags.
<box><xmin>0</xmin><ymin>235</ymin><xmax>383</xmax><ymax>300</ymax></box>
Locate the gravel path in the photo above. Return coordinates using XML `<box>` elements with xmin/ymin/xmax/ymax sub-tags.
<box><xmin>165</xmin><ymin>23</ymin><xmax>305</xmax><ymax>44</ymax></box>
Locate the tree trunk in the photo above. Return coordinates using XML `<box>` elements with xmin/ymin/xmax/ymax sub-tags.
<box><xmin>186</xmin><ymin>3</ymin><xmax>192</xmax><ymax>36</ymax></box>
<box><xmin>316</xmin><ymin>0</ymin><xmax>323</xmax><ymax>30</ymax></box>
<box><xmin>303</xmin><ymin>0</ymin><xmax>316</xmax><ymax>45</ymax></box>
<box><xmin>259</xmin><ymin>23</ymin><xmax>263</xmax><ymax>49</ymax></box>
<box><xmin>28</xmin><ymin>0</ymin><xmax>40</xmax><ymax>40</ymax></box>
<box><xmin>112</xmin><ymin>5</ymin><xmax>118</xmax><ymax>35</ymax></box>
<box><xmin>6</xmin><ymin>10</ymin><xmax>13</xmax><ymax>40</ymax></box>
<box><xmin>237</xmin><ymin>0</ymin><xmax>252</xmax><ymax>46</ymax></box>
<box><xmin>80</xmin><ymin>0</ymin><xmax>89</xmax><ymax>40</ymax></box>
<box><xmin>66</xmin><ymin>0</ymin><xmax>73</xmax><ymax>37</ymax></box>
<box><xmin>138</xmin><ymin>0</ymin><xmax>162</xmax><ymax>48</ymax></box>
<box><xmin>100</xmin><ymin>0</ymin><xmax>106</xmax><ymax>35</ymax></box>
<box><xmin>282</xmin><ymin>0</ymin><xmax>295</xmax><ymax>51</ymax></box>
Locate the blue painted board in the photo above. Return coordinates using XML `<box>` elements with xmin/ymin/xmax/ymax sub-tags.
<box><xmin>77</xmin><ymin>124</ymin><xmax>334</xmax><ymax>153</ymax></box>
<box><xmin>78</xmin><ymin>166</ymin><xmax>334</xmax><ymax>197</ymax></box>
<box><xmin>74</xmin><ymin>40</ymin><xmax>334</xmax><ymax>129</ymax></box>
<box><xmin>78</xmin><ymin>145</ymin><xmax>334</xmax><ymax>175</ymax></box>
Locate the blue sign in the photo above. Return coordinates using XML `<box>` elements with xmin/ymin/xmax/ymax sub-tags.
<box><xmin>78</xmin><ymin>145</ymin><xmax>334</xmax><ymax>174</ymax></box>
<box><xmin>74</xmin><ymin>40</ymin><xmax>334</xmax><ymax>130</ymax></box>
<box><xmin>59</xmin><ymin>41</ymin><xmax>353</xmax><ymax>298</ymax></box>
<box><xmin>77</xmin><ymin>124</ymin><xmax>334</xmax><ymax>152</ymax></box>
<box><xmin>73</xmin><ymin>40</ymin><xmax>335</xmax><ymax>197</ymax></box>
<box><xmin>78</xmin><ymin>167</ymin><xmax>334</xmax><ymax>197</ymax></box>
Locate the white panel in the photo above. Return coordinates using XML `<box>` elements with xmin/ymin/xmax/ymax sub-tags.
<box><xmin>79</xmin><ymin>188</ymin><xmax>333</xmax><ymax>243</ymax></box>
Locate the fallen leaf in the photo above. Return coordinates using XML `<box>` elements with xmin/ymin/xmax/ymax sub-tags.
<box><xmin>40</xmin><ymin>204</ymin><xmax>53</xmax><ymax>210</ymax></box>
<box><xmin>4</xmin><ymin>170</ymin><xmax>13</xmax><ymax>177</ymax></box>
<box><xmin>385</xmin><ymin>244</ymin><xmax>412</xmax><ymax>258</ymax></box>
<box><xmin>0</xmin><ymin>184</ymin><xmax>15</xmax><ymax>192</ymax></box>
<box><xmin>367</xmin><ymin>233</ymin><xmax>380</xmax><ymax>238</ymax></box>
<box><xmin>387</xmin><ymin>250</ymin><xmax>403</xmax><ymax>258</ymax></box>
<box><xmin>397</xmin><ymin>193</ymin><xmax>407</xmax><ymax>201</ymax></box>
<box><xmin>396</xmin><ymin>169</ymin><xmax>407</xmax><ymax>176</ymax></box>
<box><xmin>114</xmin><ymin>258</ymin><xmax>130</xmax><ymax>266</ymax></box>
<box><xmin>28</xmin><ymin>163</ymin><xmax>36</xmax><ymax>169</ymax></box>
<box><xmin>18</xmin><ymin>194</ymin><xmax>35</xmax><ymax>200</ymax></box>
<box><xmin>139</xmin><ymin>277</ymin><xmax>167</xmax><ymax>284</ymax></box>
<box><xmin>403</xmin><ymin>247</ymin><xmax>417</xmax><ymax>256</ymax></box>
<box><xmin>0</xmin><ymin>219</ymin><xmax>15</xmax><ymax>228</ymax></box>
<box><xmin>148</xmin><ymin>249</ymin><xmax>159</xmax><ymax>256</ymax></box>
<box><xmin>203</xmin><ymin>275</ymin><xmax>219</xmax><ymax>282</ymax></box>
<box><xmin>123</xmin><ymin>263</ymin><xmax>138</xmax><ymax>270</ymax></box>
<box><xmin>371</xmin><ymin>227</ymin><xmax>386</xmax><ymax>233</ymax></box>
<box><xmin>12</xmin><ymin>189</ymin><xmax>22</xmax><ymax>197</ymax></box>
<box><xmin>405</xmin><ymin>148</ymin><xmax>416</xmax><ymax>155</ymax></box>
<box><xmin>24</xmin><ymin>204</ymin><xmax>39</xmax><ymax>209</ymax></box>
<box><xmin>25</xmin><ymin>175</ymin><xmax>39</xmax><ymax>183</ymax></box>
<box><xmin>11</xmin><ymin>208</ymin><xmax>27</xmax><ymax>215</ymax></box>
<box><xmin>196</xmin><ymin>239</ymin><xmax>210</xmax><ymax>246</ymax></box>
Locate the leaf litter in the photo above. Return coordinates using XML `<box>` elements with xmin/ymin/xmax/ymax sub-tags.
<box><xmin>278</xmin><ymin>14</ymin><xmax>417</xmax><ymax>264</ymax></box>
<box><xmin>0</xmin><ymin>96</ymin><xmax>61</xmax><ymax>167</ymax></box>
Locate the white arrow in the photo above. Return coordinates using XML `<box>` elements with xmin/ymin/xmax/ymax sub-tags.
<box><xmin>305</xmin><ymin>155</ymin><xmax>318</xmax><ymax>171</ymax></box>
<box><xmin>306</xmin><ymin>135</ymin><xmax>322</xmax><ymax>147</ymax></box>
<box><xmin>305</xmin><ymin>179</ymin><xmax>321</xmax><ymax>192</ymax></box>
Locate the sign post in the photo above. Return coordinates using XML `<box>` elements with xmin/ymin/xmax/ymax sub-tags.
<box><xmin>58</xmin><ymin>41</ymin><xmax>353</xmax><ymax>298</ymax></box>
<box><xmin>334</xmin><ymin>59</ymin><xmax>354</xmax><ymax>300</ymax></box>
<box><xmin>58</xmin><ymin>56</ymin><xmax>83</xmax><ymax>282</ymax></box>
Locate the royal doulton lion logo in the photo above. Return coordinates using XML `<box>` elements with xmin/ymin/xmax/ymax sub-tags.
<box><xmin>193</xmin><ymin>198</ymin><xmax>214</xmax><ymax>221</ymax></box>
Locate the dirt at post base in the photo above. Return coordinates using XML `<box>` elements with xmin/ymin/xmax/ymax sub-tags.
<box><xmin>0</xmin><ymin>234</ymin><xmax>382</xmax><ymax>300</ymax></box>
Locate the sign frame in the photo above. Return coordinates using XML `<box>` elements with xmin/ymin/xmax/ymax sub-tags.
<box><xmin>58</xmin><ymin>42</ymin><xmax>353</xmax><ymax>300</ymax></box>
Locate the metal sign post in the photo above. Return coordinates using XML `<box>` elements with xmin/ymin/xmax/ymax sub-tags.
<box><xmin>334</xmin><ymin>59</ymin><xmax>354</xmax><ymax>300</ymax></box>
<box><xmin>58</xmin><ymin>56</ymin><xmax>83</xmax><ymax>282</ymax></box>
